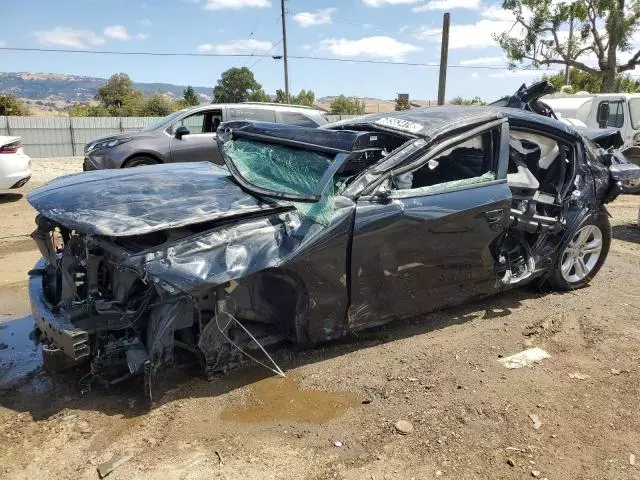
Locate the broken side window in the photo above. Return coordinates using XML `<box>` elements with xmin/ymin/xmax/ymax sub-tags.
<box><xmin>390</xmin><ymin>129</ymin><xmax>498</xmax><ymax>197</ymax></box>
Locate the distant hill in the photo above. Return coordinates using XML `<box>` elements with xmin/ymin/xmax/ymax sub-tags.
<box><xmin>0</xmin><ymin>72</ymin><xmax>212</xmax><ymax>108</ymax></box>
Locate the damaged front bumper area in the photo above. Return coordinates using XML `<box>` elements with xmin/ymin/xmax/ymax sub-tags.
<box><xmin>28</xmin><ymin>212</ymin><xmax>297</xmax><ymax>395</ymax></box>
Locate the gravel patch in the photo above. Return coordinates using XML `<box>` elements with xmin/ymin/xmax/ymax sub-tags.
<box><xmin>30</xmin><ymin>157</ymin><xmax>83</xmax><ymax>183</ymax></box>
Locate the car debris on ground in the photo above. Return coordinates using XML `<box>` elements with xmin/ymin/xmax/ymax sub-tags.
<box><xmin>498</xmin><ymin>348</ymin><xmax>551</xmax><ymax>369</ymax></box>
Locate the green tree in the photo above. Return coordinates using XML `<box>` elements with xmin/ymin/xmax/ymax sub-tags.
<box><xmin>495</xmin><ymin>0</ymin><xmax>640</xmax><ymax>93</ymax></box>
<box><xmin>329</xmin><ymin>95</ymin><xmax>366</xmax><ymax>115</ymax></box>
<box><xmin>140</xmin><ymin>93</ymin><xmax>175</xmax><ymax>116</ymax></box>
<box><xmin>395</xmin><ymin>94</ymin><xmax>410</xmax><ymax>111</ymax></box>
<box><xmin>69</xmin><ymin>103</ymin><xmax>110</xmax><ymax>117</ymax></box>
<box><xmin>274</xmin><ymin>89</ymin><xmax>287</xmax><ymax>103</ymax></box>
<box><xmin>247</xmin><ymin>89</ymin><xmax>271</xmax><ymax>102</ymax></box>
<box><xmin>213</xmin><ymin>67</ymin><xmax>263</xmax><ymax>103</ymax></box>
<box><xmin>293</xmin><ymin>89</ymin><xmax>315</xmax><ymax>107</ymax></box>
<box><xmin>0</xmin><ymin>95</ymin><xmax>29</xmax><ymax>115</ymax></box>
<box><xmin>96</xmin><ymin>73</ymin><xmax>139</xmax><ymax>111</ymax></box>
<box><xmin>541</xmin><ymin>70</ymin><xmax>639</xmax><ymax>93</ymax></box>
<box><xmin>117</xmin><ymin>90</ymin><xmax>145</xmax><ymax>116</ymax></box>
<box><xmin>274</xmin><ymin>89</ymin><xmax>316</xmax><ymax>106</ymax></box>
<box><xmin>182</xmin><ymin>86</ymin><xmax>200</xmax><ymax>106</ymax></box>
<box><xmin>450</xmin><ymin>96</ymin><xmax>485</xmax><ymax>105</ymax></box>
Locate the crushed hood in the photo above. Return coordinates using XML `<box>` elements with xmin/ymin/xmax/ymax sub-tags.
<box><xmin>27</xmin><ymin>162</ymin><xmax>290</xmax><ymax>237</ymax></box>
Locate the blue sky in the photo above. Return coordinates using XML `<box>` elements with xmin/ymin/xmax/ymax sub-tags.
<box><xmin>1</xmin><ymin>0</ymin><xmax>561</xmax><ymax>101</ymax></box>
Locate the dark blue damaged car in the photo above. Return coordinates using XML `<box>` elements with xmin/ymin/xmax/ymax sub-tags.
<box><xmin>26</xmin><ymin>82</ymin><xmax>640</xmax><ymax>394</ymax></box>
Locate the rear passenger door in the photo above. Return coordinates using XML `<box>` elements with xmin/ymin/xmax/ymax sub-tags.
<box><xmin>348</xmin><ymin>121</ymin><xmax>512</xmax><ymax>329</ymax></box>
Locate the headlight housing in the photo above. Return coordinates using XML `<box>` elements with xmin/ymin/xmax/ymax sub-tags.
<box><xmin>85</xmin><ymin>137</ymin><xmax>133</xmax><ymax>153</ymax></box>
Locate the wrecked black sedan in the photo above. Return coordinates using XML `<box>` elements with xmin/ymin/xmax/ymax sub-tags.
<box><xmin>27</xmin><ymin>83</ymin><xmax>639</xmax><ymax>394</ymax></box>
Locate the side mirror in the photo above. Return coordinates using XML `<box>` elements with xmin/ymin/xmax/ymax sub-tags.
<box><xmin>175</xmin><ymin>126</ymin><xmax>190</xmax><ymax>139</ymax></box>
<box><xmin>596</xmin><ymin>103</ymin><xmax>610</xmax><ymax>129</ymax></box>
<box><xmin>373</xmin><ymin>183</ymin><xmax>392</xmax><ymax>203</ymax></box>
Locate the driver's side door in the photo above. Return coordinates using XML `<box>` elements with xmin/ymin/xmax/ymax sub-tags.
<box><xmin>169</xmin><ymin>109</ymin><xmax>224</xmax><ymax>165</ymax></box>
<box><xmin>347</xmin><ymin>121</ymin><xmax>512</xmax><ymax>330</ymax></box>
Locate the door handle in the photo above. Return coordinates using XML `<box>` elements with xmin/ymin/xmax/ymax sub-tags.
<box><xmin>484</xmin><ymin>209</ymin><xmax>504</xmax><ymax>223</ymax></box>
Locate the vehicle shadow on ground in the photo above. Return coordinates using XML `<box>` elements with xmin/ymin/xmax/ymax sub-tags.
<box><xmin>0</xmin><ymin>284</ymin><xmax>553</xmax><ymax>421</ymax></box>
<box><xmin>611</xmin><ymin>223</ymin><xmax>640</xmax><ymax>243</ymax></box>
<box><xmin>0</xmin><ymin>193</ymin><xmax>23</xmax><ymax>204</ymax></box>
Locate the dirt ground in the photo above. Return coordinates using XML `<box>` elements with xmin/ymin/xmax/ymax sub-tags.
<box><xmin>0</xmin><ymin>163</ymin><xmax>639</xmax><ymax>480</ymax></box>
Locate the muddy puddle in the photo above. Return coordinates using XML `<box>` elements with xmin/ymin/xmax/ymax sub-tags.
<box><xmin>220</xmin><ymin>375</ymin><xmax>362</xmax><ymax>424</ymax></box>
<box><xmin>0</xmin><ymin>315</ymin><xmax>42</xmax><ymax>389</ymax></box>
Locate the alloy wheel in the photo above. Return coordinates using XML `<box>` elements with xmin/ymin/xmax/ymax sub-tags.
<box><xmin>560</xmin><ymin>224</ymin><xmax>603</xmax><ymax>283</ymax></box>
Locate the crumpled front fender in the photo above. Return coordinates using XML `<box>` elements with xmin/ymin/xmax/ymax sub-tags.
<box><xmin>124</xmin><ymin>212</ymin><xmax>303</xmax><ymax>293</ymax></box>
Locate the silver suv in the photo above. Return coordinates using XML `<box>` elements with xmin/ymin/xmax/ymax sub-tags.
<box><xmin>83</xmin><ymin>103</ymin><xmax>328</xmax><ymax>170</ymax></box>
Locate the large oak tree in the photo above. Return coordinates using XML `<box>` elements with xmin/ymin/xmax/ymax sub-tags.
<box><xmin>496</xmin><ymin>0</ymin><xmax>640</xmax><ymax>92</ymax></box>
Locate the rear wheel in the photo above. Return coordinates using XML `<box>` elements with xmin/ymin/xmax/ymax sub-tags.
<box><xmin>124</xmin><ymin>156</ymin><xmax>159</xmax><ymax>168</ymax></box>
<box><xmin>548</xmin><ymin>211</ymin><xmax>611</xmax><ymax>290</ymax></box>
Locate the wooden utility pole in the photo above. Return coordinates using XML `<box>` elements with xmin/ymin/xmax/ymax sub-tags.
<box><xmin>280</xmin><ymin>0</ymin><xmax>290</xmax><ymax>103</ymax></box>
<box><xmin>437</xmin><ymin>12</ymin><xmax>450</xmax><ymax>106</ymax></box>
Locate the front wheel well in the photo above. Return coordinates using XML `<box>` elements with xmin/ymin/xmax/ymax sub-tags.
<box><xmin>122</xmin><ymin>153</ymin><xmax>163</xmax><ymax>168</ymax></box>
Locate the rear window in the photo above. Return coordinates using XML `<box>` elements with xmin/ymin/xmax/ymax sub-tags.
<box><xmin>227</xmin><ymin>107</ymin><xmax>276</xmax><ymax>122</ymax></box>
<box><xmin>278</xmin><ymin>111</ymin><xmax>320</xmax><ymax>127</ymax></box>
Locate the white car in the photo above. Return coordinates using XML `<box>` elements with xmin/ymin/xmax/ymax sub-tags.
<box><xmin>0</xmin><ymin>136</ymin><xmax>31</xmax><ymax>190</ymax></box>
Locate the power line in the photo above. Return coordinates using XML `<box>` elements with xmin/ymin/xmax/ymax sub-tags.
<box><xmin>0</xmin><ymin>46</ymin><xmax>539</xmax><ymax>71</ymax></box>
<box><xmin>250</xmin><ymin>39</ymin><xmax>283</xmax><ymax>68</ymax></box>
<box><xmin>245</xmin><ymin>13</ymin><xmax>282</xmax><ymax>67</ymax></box>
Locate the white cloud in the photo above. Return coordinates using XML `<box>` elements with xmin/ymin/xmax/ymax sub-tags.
<box><xmin>459</xmin><ymin>56</ymin><xmax>506</xmax><ymax>66</ymax></box>
<box><xmin>198</xmin><ymin>38</ymin><xmax>273</xmax><ymax>54</ymax></box>
<box><xmin>481</xmin><ymin>4</ymin><xmax>517</xmax><ymax>21</ymax></box>
<box><xmin>293</xmin><ymin>8</ymin><xmax>336</xmax><ymax>27</ymax></box>
<box><xmin>471</xmin><ymin>72</ymin><xmax>479</xmax><ymax>78</ymax></box>
<box><xmin>415</xmin><ymin>18</ymin><xmax>517</xmax><ymax>49</ymax></box>
<box><xmin>137</xmin><ymin>33</ymin><xmax>149</xmax><ymax>40</ymax></box>
<box><xmin>203</xmin><ymin>0</ymin><xmax>270</xmax><ymax>10</ymax></box>
<box><xmin>0</xmin><ymin>41</ymin><xmax>6</xmax><ymax>48</ymax></box>
<box><xmin>315</xmin><ymin>36</ymin><xmax>421</xmax><ymax>60</ymax></box>
<box><xmin>363</xmin><ymin>0</ymin><xmax>420</xmax><ymax>6</ymax></box>
<box><xmin>32</xmin><ymin>27</ymin><xmax>105</xmax><ymax>49</ymax></box>
<box><xmin>139</xmin><ymin>18</ymin><xmax>152</xmax><ymax>26</ymax></box>
<box><xmin>413</xmin><ymin>0</ymin><xmax>480</xmax><ymax>12</ymax></box>
<box><xmin>104</xmin><ymin>25</ymin><xmax>131</xmax><ymax>41</ymax></box>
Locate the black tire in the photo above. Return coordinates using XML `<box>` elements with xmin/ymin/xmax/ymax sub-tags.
<box><xmin>124</xmin><ymin>156</ymin><xmax>159</xmax><ymax>168</ymax></box>
<box><xmin>621</xmin><ymin>181</ymin><xmax>640</xmax><ymax>195</ymax></box>
<box><xmin>548</xmin><ymin>210</ymin><xmax>611</xmax><ymax>290</ymax></box>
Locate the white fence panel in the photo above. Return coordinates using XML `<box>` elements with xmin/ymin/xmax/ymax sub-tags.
<box><xmin>3</xmin><ymin>116</ymin><xmax>163</xmax><ymax>158</ymax></box>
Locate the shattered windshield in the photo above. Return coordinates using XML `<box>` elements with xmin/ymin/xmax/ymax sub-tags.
<box><xmin>223</xmin><ymin>138</ymin><xmax>336</xmax><ymax>199</ymax></box>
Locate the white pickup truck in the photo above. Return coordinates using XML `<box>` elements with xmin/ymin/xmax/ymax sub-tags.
<box><xmin>544</xmin><ymin>93</ymin><xmax>640</xmax><ymax>192</ymax></box>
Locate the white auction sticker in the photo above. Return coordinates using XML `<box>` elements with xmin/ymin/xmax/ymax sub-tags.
<box><xmin>374</xmin><ymin>117</ymin><xmax>423</xmax><ymax>133</ymax></box>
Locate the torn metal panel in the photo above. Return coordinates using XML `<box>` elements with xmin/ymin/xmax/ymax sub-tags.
<box><xmin>147</xmin><ymin>299</ymin><xmax>194</xmax><ymax>373</ymax></box>
<box><xmin>27</xmin><ymin>162</ymin><xmax>288</xmax><ymax>237</ymax></box>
